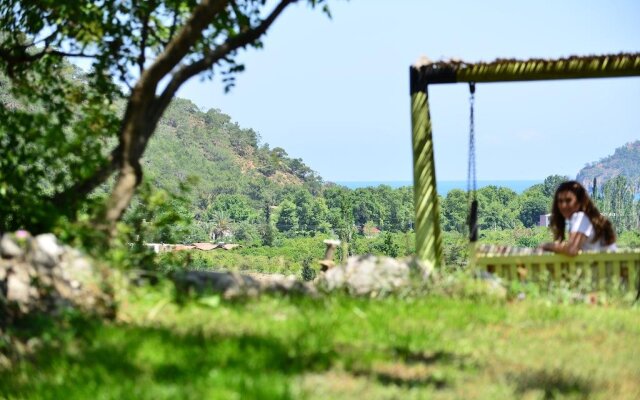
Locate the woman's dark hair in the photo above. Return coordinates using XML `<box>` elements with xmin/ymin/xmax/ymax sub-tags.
<box><xmin>549</xmin><ymin>180</ymin><xmax>616</xmax><ymax>245</ymax></box>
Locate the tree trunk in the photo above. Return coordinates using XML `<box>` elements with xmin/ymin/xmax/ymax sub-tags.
<box><xmin>91</xmin><ymin>0</ymin><xmax>297</xmax><ymax>236</ymax></box>
<box><xmin>100</xmin><ymin>84</ymin><xmax>153</xmax><ymax>234</ymax></box>
<box><xmin>104</xmin><ymin>161</ymin><xmax>142</xmax><ymax>234</ymax></box>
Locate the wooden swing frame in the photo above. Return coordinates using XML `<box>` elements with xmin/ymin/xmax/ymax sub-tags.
<box><xmin>409</xmin><ymin>53</ymin><xmax>640</xmax><ymax>291</ymax></box>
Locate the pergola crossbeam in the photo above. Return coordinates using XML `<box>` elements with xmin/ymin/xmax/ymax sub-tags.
<box><xmin>412</xmin><ymin>53</ymin><xmax>640</xmax><ymax>89</ymax></box>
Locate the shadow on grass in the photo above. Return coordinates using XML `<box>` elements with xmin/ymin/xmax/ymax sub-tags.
<box><xmin>369</xmin><ymin>370</ymin><xmax>448</xmax><ymax>389</ymax></box>
<box><xmin>345</xmin><ymin>347</ymin><xmax>473</xmax><ymax>390</ymax></box>
<box><xmin>392</xmin><ymin>345</ymin><xmax>479</xmax><ymax>371</ymax></box>
<box><xmin>392</xmin><ymin>347</ymin><xmax>457</xmax><ymax>364</ymax></box>
<box><xmin>511</xmin><ymin>369</ymin><xmax>595</xmax><ymax>400</ymax></box>
<box><xmin>0</xmin><ymin>315</ymin><xmax>336</xmax><ymax>399</ymax></box>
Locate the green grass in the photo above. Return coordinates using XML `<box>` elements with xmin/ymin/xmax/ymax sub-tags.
<box><xmin>2</xmin><ymin>282</ymin><xmax>640</xmax><ymax>400</ymax></box>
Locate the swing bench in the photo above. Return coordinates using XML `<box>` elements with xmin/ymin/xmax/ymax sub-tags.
<box><xmin>409</xmin><ymin>53</ymin><xmax>640</xmax><ymax>293</ymax></box>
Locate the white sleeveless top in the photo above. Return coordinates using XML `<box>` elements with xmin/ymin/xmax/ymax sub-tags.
<box><xmin>569</xmin><ymin>211</ymin><xmax>617</xmax><ymax>251</ymax></box>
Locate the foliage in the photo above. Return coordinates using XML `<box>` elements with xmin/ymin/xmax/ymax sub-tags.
<box><xmin>377</xmin><ymin>232</ymin><xmax>400</xmax><ymax>257</ymax></box>
<box><xmin>300</xmin><ymin>257</ymin><xmax>317</xmax><ymax>281</ymax></box>
<box><xmin>233</xmin><ymin>221</ymin><xmax>262</xmax><ymax>246</ymax></box>
<box><xmin>441</xmin><ymin>231</ymin><xmax>469</xmax><ymax>267</ymax></box>
<box><xmin>0</xmin><ymin>62</ymin><xmax>119</xmax><ymax>233</ymax></box>
<box><xmin>577</xmin><ymin>140</ymin><xmax>640</xmax><ymax>184</ymax></box>
<box><xmin>275</xmin><ymin>199</ymin><xmax>299</xmax><ymax>236</ymax></box>
<box><xmin>596</xmin><ymin>175</ymin><xmax>640</xmax><ymax>233</ymax></box>
<box><xmin>617</xmin><ymin>230</ymin><xmax>640</xmax><ymax>248</ymax></box>
<box><xmin>0</xmin><ymin>0</ymin><xmax>331</xmax><ymax>232</ymax></box>
<box><xmin>542</xmin><ymin>175</ymin><xmax>571</xmax><ymax>197</ymax></box>
<box><xmin>476</xmin><ymin>186</ymin><xmax>522</xmax><ymax>231</ymax></box>
<box><xmin>440</xmin><ymin>189</ymin><xmax>468</xmax><ymax>234</ymax></box>
<box><xmin>518</xmin><ymin>186</ymin><xmax>550</xmax><ymax>228</ymax></box>
<box><xmin>123</xmin><ymin>178</ymin><xmax>201</xmax><ymax>245</ymax></box>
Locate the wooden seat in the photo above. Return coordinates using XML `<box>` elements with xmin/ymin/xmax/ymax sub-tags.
<box><xmin>472</xmin><ymin>244</ymin><xmax>640</xmax><ymax>292</ymax></box>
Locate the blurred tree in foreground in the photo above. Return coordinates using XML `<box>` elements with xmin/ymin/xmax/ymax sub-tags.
<box><xmin>0</xmin><ymin>0</ymin><xmax>330</xmax><ymax>235</ymax></box>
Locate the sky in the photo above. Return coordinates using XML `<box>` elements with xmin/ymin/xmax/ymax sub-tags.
<box><xmin>177</xmin><ymin>0</ymin><xmax>640</xmax><ymax>183</ymax></box>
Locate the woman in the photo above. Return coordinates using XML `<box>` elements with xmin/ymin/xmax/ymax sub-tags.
<box><xmin>540</xmin><ymin>181</ymin><xmax>616</xmax><ymax>255</ymax></box>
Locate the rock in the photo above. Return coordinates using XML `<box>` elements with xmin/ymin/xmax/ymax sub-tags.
<box><xmin>319</xmin><ymin>255</ymin><xmax>429</xmax><ymax>296</ymax></box>
<box><xmin>0</xmin><ymin>231</ymin><xmax>115</xmax><ymax>325</ymax></box>
<box><xmin>0</xmin><ymin>234</ymin><xmax>25</xmax><ymax>259</ymax></box>
<box><xmin>172</xmin><ymin>270</ymin><xmax>316</xmax><ymax>300</ymax></box>
<box><xmin>262</xmin><ymin>274</ymin><xmax>317</xmax><ymax>296</ymax></box>
<box><xmin>30</xmin><ymin>234</ymin><xmax>64</xmax><ymax>268</ymax></box>
<box><xmin>7</xmin><ymin>272</ymin><xmax>30</xmax><ymax>305</ymax></box>
<box><xmin>465</xmin><ymin>270</ymin><xmax>507</xmax><ymax>300</ymax></box>
<box><xmin>173</xmin><ymin>270</ymin><xmax>262</xmax><ymax>300</ymax></box>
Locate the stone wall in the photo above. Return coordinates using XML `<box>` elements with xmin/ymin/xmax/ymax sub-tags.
<box><xmin>0</xmin><ymin>231</ymin><xmax>115</xmax><ymax>327</ymax></box>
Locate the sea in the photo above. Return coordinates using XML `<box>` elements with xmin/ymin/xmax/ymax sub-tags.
<box><xmin>333</xmin><ymin>180</ymin><xmax>541</xmax><ymax>194</ymax></box>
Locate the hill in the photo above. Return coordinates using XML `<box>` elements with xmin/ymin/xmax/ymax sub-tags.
<box><xmin>576</xmin><ymin>140</ymin><xmax>640</xmax><ymax>186</ymax></box>
<box><xmin>143</xmin><ymin>97</ymin><xmax>323</xmax><ymax>205</ymax></box>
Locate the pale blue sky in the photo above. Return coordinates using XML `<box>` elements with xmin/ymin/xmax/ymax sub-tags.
<box><xmin>178</xmin><ymin>0</ymin><xmax>640</xmax><ymax>182</ymax></box>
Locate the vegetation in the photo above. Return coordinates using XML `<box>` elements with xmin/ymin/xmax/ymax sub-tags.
<box><xmin>0</xmin><ymin>0</ymin><xmax>330</xmax><ymax>234</ymax></box>
<box><xmin>577</xmin><ymin>140</ymin><xmax>640</xmax><ymax>186</ymax></box>
<box><xmin>2</xmin><ymin>283</ymin><xmax>639</xmax><ymax>399</ymax></box>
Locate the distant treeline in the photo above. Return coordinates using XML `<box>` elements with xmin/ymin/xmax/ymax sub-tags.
<box><xmin>130</xmin><ymin>172</ymin><xmax>640</xmax><ymax>248</ymax></box>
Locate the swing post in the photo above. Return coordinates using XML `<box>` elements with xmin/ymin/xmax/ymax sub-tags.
<box><xmin>410</xmin><ymin>61</ymin><xmax>443</xmax><ymax>267</ymax></box>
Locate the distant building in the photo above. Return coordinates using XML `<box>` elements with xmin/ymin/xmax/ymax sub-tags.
<box><xmin>363</xmin><ymin>225</ymin><xmax>381</xmax><ymax>238</ymax></box>
<box><xmin>539</xmin><ymin>214</ymin><xmax>551</xmax><ymax>227</ymax></box>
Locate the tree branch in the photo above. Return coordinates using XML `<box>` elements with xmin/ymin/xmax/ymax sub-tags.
<box><xmin>166</xmin><ymin>6</ymin><xmax>180</xmax><ymax>46</ymax></box>
<box><xmin>151</xmin><ymin>0</ymin><xmax>296</xmax><ymax>126</ymax></box>
<box><xmin>0</xmin><ymin>46</ymin><xmax>95</xmax><ymax>70</ymax></box>
<box><xmin>50</xmin><ymin>147</ymin><xmax>121</xmax><ymax>211</ymax></box>
<box><xmin>137</xmin><ymin>1</ymin><xmax>155</xmax><ymax>73</ymax></box>
<box><xmin>139</xmin><ymin>0</ymin><xmax>230</xmax><ymax>90</ymax></box>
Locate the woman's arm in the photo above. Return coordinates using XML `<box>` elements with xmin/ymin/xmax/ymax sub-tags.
<box><xmin>540</xmin><ymin>232</ymin><xmax>587</xmax><ymax>256</ymax></box>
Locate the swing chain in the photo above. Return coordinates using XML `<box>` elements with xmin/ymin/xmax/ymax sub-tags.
<box><xmin>467</xmin><ymin>81</ymin><xmax>479</xmax><ymax>242</ymax></box>
<box><xmin>467</xmin><ymin>82</ymin><xmax>477</xmax><ymax>195</ymax></box>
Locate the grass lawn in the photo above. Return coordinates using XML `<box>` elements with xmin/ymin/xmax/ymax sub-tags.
<box><xmin>2</xmin><ymin>282</ymin><xmax>639</xmax><ymax>400</ymax></box>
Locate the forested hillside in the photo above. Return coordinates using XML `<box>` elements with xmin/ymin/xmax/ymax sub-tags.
<box><xmin>144</xmin><ymin>97</ymin><xmax>323</xmax><ymax>207</ymax></box>
<box><xmin>576</xmin><ymin>140</ymin><xmax>640</xmax><ymax>187</ymax></box>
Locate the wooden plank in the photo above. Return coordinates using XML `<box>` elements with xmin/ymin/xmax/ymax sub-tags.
<box><xmin>531</xmin><ymin>263</ymin><xmax>540</xmax><ymax>283</ymax></box>
<box><xmin>632</xmin><ymin>260</ymin><xmax>640</xmax><ymax>293</ymax></box>
<box><xmin>589</xmin><ymin>261</ymin><xmax>599</xmax><ymax>291</ymax></box>
<box><xmin>510</xmin><ymin>263</ymin><xmax>519</xmax><ymax>282</ymax></box>
<box><xmin>568</xmin><ymin>261</ymin><xmax>577</xmax><ymax>285</ymax></box>
<box><xmin>619</xmin><ymin>261</ymin><xmax>629</xmax><ymax>292</ymax></box>
<box><xmin>502</xmin><ymin>264</ymin><xmax>511</xmax><ymax>281</ymax></box>
<box><xmin>612</xmin><ymin>261</ymin><xmax>622</xmax><ymax>291</ymax></box>
<box><xmin>605</xmin><ymin>261</ymin><xmax>614</xmax><ymax>291</ymax></box>
<box><xmin>560</xmin><ymin>262</ymin><xmax>570</xmax><ymax>282</ymax></box>
<box><xmin>545</xmin><ymin>262</ymin><xmax>560</xmax><ymax>282</ymax></box>
<box><xmin>598</xmin><ymin>261</ymin><xmax>607</xmax><ymax>291</ymax></box>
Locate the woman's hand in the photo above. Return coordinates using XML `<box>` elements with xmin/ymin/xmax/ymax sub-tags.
<box><xmin>539</xmin><ymin>234</ymin><xmax>586</xmax><ymax>256</ymax></box>
<box><xmin>539</xmin><ymin>242</ymin><xmax>555</xmax><ymax>252</ymax></box>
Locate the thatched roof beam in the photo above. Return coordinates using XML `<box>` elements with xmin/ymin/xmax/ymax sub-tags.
<box><xmin>410</xmin><ymin>53</ymin><xmax>640</xmax><ymax>93</ymax></box>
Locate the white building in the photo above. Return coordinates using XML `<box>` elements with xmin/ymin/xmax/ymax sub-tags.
<box><xmin>539</xmin><ymin>214</ymin><xmax>552</xmax><ymax>227</ymax></box>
